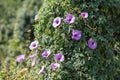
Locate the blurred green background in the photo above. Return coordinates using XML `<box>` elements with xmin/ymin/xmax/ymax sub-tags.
<box><xmin>0</xmin><ymin>0</ymin><xmax>42</xmax><ymax>79</ymax></box>
<box><xmin>0</xmin><ymin>0</ymin><xmax>41</xmax><ymax>57</ymax></box>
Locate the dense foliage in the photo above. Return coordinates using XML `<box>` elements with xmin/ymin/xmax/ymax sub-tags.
<box><xmin>34</xmin><ymin>0</ymin><xmax>120</xmax><ymax>80</ymax></box>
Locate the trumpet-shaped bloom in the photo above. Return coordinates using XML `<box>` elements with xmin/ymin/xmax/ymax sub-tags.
<box><xmin>16</xmin><ymin>54</ymin><xmax>25</xmax><ymax>63</ymax></box>
<box><xmin>55</xmin><ymin>53</ymin><xmax>64</xmax><ymax>62</ymax></box>
<box><xmin>65</xmin><ymin>14</ymin><xmax>75</xmax><ymax>24</ymax></box>
<box><xmin>29</xmin><ymin>40</ymin><xmax>39</xmax><ymax>50</ymax></box>
<box><xmin>51</xmin><ymin>63</ymin><xmax>60</xmax><ymax>70</ymax></box>
<box><xmin>34</xmin><ymin>14</ymin><xmax>39</xmax><ymax>21</ymax></box>
<box><xmin>72</xmin><ymin>30</ymin><xmax>82</xmax><ymax>40</ymax></box>
<box><xmin>52</xmin><ymin>17</ymin><xmax>61</xmax><ymax>28</ymax></box>
<box><xmin>38</xmin><ymin>66</ymin><xmax>45</xmax><ymax>75</ymax></box>
<box><xmin>88</xmin><ymin>38</ymin><xmax>97</xmax><ymax>49</ymax></box>
<box><xmin>31</xmin><ymin>58</ymin><xmax>36</xmax><ymax>67</ymax></box>
<box><xmin>41</xmin><ymin>50</ymin><xmax>51</xmax><ymax>58</ymax></box>
<box><xmin>80</xmin><ymin>12</ymin><xmax>88</xmax><ymax>18</ymax></box>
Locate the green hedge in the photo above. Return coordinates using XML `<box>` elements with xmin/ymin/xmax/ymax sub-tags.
<box><xmin>35</xmin><ymin>0</ymin><xmax>120</xmax><ymax>80</ymax></box>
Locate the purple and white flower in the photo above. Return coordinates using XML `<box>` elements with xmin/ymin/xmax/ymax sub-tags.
<box><xmin>29</xmin><ymin>40</ymin><xmax>39</xmax><ymax>50</ymax></box>
<box><xmin>72</xmin><ymin>30</ymin><xmax>82</xmax><ymax>40</ymax></box>
<box><xmin>80</xmin><ymin>12</ymin><xmax>88</xmax><ymax>18</ymax></box>
<box><xmin>51</xmin><ymin>63</ymin><xmax>60</xmax><ymax>70</ymax></box>
<box><xmin>38</xmin><ymin>66</ymin><xmax>45</xmax><ymax>75</ymax></box>
<box><xmin>41</xmin><ymin>50</ymin><xmax>51</xmax><ymax>58</ymax></box>
<box><xmin>55</xmin><ymin>53</ymin><xmax>64</xmax><ymax>62</ymax></box>
<box><xmin>88</xmin><ymin>38</ymin><xmax>97</xmax><ymax>49</ymax></box>
<box><xmin>65</xmin><ymin>14</ymin><xmax>75</xmax><ymax>24</ymax></box>
<box><xmin>16</xmin><ymin>54</ymin><xmax>25</xmax><ymax>63</ymax></box>
<box><xmin>52</xmin><ymin>17</ymin><xmax>61</xmax><ymax>28</ymax></box>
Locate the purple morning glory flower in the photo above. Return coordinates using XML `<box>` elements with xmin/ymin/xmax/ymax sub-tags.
<box><xmin>41</xmin><ymin>50</ymin><xmax>51</xmax><ymax>58</ymax></box>
<box><xmin>38</xmin><ymin>66</ymin><xmax>45</xmax><ymax>75</ymax></box>
<box><xmin>16</xmin><ymin>54</ymin><xmax>25</xmax><ymax>63</ymax></box>
<box><xmin>72</xmin><ymin>30</ymin><xmax>82</xmax><ymax>40</ymax></box>
<box><xmin>65</xmin><ymin>14</ymin><xmax>75</xmax><ymax>24</ymax></box>
<box><xmin>29</xmin><ymin>40</ymin><xmax>39</xmax><ymax>50</ymax></box>
<box><xmin>88</xmin><ymin>38</ymin><xmax>97</xmax><ymax>49</ymax></box>
<box><xmin>51</xmin><ymin>63</ymin><xmax>60</xmax><ymax>71</ymax></box>
<box><xmin>55</xmin><ymin>53</ymin><xmax>64</xmax><ymax>62</ymax></box>
<box><xmin>80</xmin><ymin>12</ymin><xmax>88</xmax><ymax>18</ymax></box>
<box><xmin>52</xmin><ymin>17</ymin><xmax>61</xmax><ymax>28</ymax></box>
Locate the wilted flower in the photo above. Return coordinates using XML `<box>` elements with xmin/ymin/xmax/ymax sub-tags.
<box><xmin>29</xmin><ymin>54</ymin><xmax>36</xmax><ymax>58</ymax></box>
<box><xmin>38</xmin><ymin>66</ymin><xmax>45</xmax><ymax>75</ymax></box>
<box><xmin>29</xmin><ymin>40</ymin><xmax>39</xmax><ymax>50</ymax></box>
<box><xmin>52</xmin><ymin>17</ymin><xmax>61</xmax><ymax>28</ymax></box>
<box><xmin>72</xmin><ymin>30</ymin><xmax>82</xmax><ymax>40</ymax></box>
<box><xmin>31</xmin><ymin>58</ymin><xmax>36</xmax><ymax>67</ymax></box>
<box><xmin>55</xmin><ymin>53</ymin><xmax>64</xmax><ymax>62</ymax></box>
<box><xmin>88</xmin><ymin>38</ymin><xmax>97</xmax><ymax>49</ymax></box>
<box><xmin>65</xmin><ymin>14</ymin><xmax>75</xmax><ymax>24</ymax></box>
<box><xmin>34</xmin><ymin>14</ymin><xmax>39</xmax><ymax>21</ymax></box>
<box><xmin>41</xmin><ymin>50</ymin><xmax>51</xmax><ymax>58</ymax></box>
<box><xmin>51</xmin><ymin>63</ymin><xmax>60</xmax><ymax>70</ymax></box>
<box><xmin>16</xmin><ymin>54</ymin><xmax>25</xmax><ymax>63</ymax></box>
<box><xmin>80</xmin><ymin>12</ymin><xmax>88</xmax><ymax>18</ymax></box>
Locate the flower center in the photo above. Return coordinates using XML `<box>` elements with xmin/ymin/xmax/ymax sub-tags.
<box><xmin>44</xmin><ymin>53</ymin><xmax>48</xmax><ymax>56</ymax></box>
<box><xmin>55</xmin><ymin>20</ymin><xmax>59</xmax><ymax>24</ymax></box>
<box><xmin>82</xmin><ymin>14</ymin><xmax>85</xmax><ymax>17</ymax></box>
<box><xmin>57</xmin><ymin>56</ymin><xmax>61</xmax><ymax>60</ymax></box>
<box><xmin>74</xmin><ymin>34</ymin><xmax>78</xmax><ymax>37</ymax></box>
<box><xmin>91</xmin><ymin>42</ymin><xmax>94</xmax><ymax>45</ymax></box>
<box><xmin>32</xmin><ymin>44</ymin><xmax>36</xmax><ymax>47</ymax></box>
<box><xmin>68</xmin><ymin>18</ymin><xmax>72</xmax><ymax>22</ymax></box>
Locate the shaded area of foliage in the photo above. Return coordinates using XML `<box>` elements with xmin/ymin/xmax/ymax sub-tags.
<box><xmin>34</xmin><ymin>0</ymin><xmax>120</xmax><ymax>80</ymax></box>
